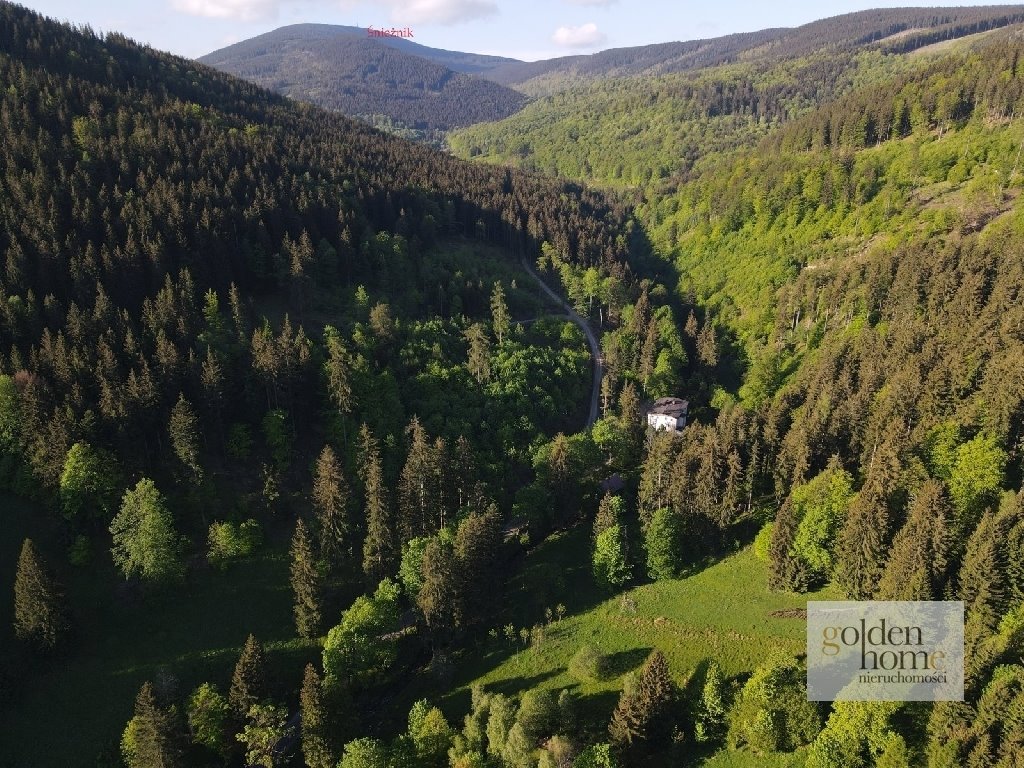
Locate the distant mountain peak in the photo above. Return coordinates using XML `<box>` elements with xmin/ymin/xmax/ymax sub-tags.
<box><xmin>198</xmin><ymin>24</ymin><xmax>528</xmax><ymax>138</ymax></box>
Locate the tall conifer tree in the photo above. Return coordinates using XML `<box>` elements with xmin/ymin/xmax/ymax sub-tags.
<box><xmin>300</xmin><ymin>664</ymin><xmax>334</xmax><ymax>768</ymax></box>
<box><xmin>125</xmin><ymin>681</ymin><xmax>184</xmax><ymax>768</ymax></box>
<box><xmin>229</xmin><ymin>634</ymin><xmax>268</xmax><ymax>717</ymax></box>
<box><xmin>609</xmin><ymin>650</ymin><xmax>676</xmax><ymax>751</ymax></box>
<box><xmin>13</xmin><ymin>538</ymin><xmax>66</xmax><ymax>650</ymax></box>
<box><xmin>312</xmin><ymin>444</ymin><xmax>349</xmax><ymax>566</ymax></box>
<box><xmin>360</xmin><ymin>425</ymin><xmax>395</xmax><ymax>581</ymax></box>
<box><xmin>290</xmin><ymin>518</ymin><xmax>323</xmax><ymax>639</ymax></box>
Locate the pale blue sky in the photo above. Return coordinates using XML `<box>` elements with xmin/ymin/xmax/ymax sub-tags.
<box><xmin>19</xmin><ymin>0</ymin><xmax>1024</xmax><ymax>61</ymax></box>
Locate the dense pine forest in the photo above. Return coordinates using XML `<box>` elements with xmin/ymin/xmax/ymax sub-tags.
<box><xmin>5</xmin><ymin>1</ymin><xmax>1024</xmax><ymax>768</ymax></box>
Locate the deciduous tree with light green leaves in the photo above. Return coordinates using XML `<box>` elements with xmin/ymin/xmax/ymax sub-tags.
<box><xmin>407</xmin><ymin>699</ymin><xmax>454</xmax><ymax>767</ymax></box>
<box><xmin>186</xmin><ymin>683</ymin><xmax>231</xmax><ymax>759</ymax></box>
<box><xmin>59</xmin><ymin>441</ymin><xmax>120</xmax><ymax>520</ymax></box>
<box><xmin>645</xmin><ymin>506</ymin><xmax>684</xmax><ymax>580</ymax></box>
<box><xmin>727</xmin><ymin>654</ymin><xmax>821</xmax><ymax>754</ymax></box>
<box><xmin>109</xmin><ymin>479</ymin><xmax>183</xmax><ymax>583</ymax></box>
<box><xmin>339</xmin><ymin>738</ymin><xmax>388</xmax><ymax>768</ymax></box>
<box><xmin>323</xmin><ymin>578</ymin><xmax>402</xmax><ymax>685</ymax></box>
<box><xmin>947</xmin><ymin>432</ymin><xmax>1006</xmax><ymax>536</ymax></box>
<box><xmin>573</xmin><ymin>743</ymin><xmax>618</xmax><ymax>768</ymax></box>
<box><xmin>805</xmin><ymin>701</ymin><xmax>908</xmax><ymax>768</ymax></box>
<box><xmin>790</xmin><ymin>460</ymin><xmax>855</xmax><ymax>586</ymax></box>
<box><xmin>237</xmin><ymin>702</ymin><xmax>293</xmax><ymax>768</ymax></box>
<box><xmin>694</xmin><ymin>661</ymin><xmax>727</xmax><ymax>744</ymax></box>
<box><xmin>592</xmin><ymin>524</ymin><xmax>632</xmax><ymax>590</ymax></box>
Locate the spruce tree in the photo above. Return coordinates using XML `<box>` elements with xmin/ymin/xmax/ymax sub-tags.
<box><xmin>463</xmin><ymin>323</ymin><xmax>491</xmax><ymax>385</ymax></box>
<box><xmin>312</xmin><ymin>444</ymin><xmax>349</xmax><ymax>567</ymax></box>
<box><xmin>290</xmin><ymin>518</ymin><xmax>323</xmax><ymax>639</ymax></box>
<box><xmin>168</xmin><ymin>393</ymin><xmax>202</xmax><ymax>485</ymax></box>
<box><xmin>453</xmin><ymin>435</ymin><xmax>480</xmax><ymax>511</ymax></box>
<box><xmin>835</xmin><ymin>484</ymin><xmax>891</xmax><ymax>599</ymax></box>
<box><xmin>13</xmin><ymin>538</ymin><xmax>66</xmax><ymax>650</ymax></box>
<box><xmin>324</xmin><ymin>330</ymin><xmax>353</xmax><ymax>415</ymax></box>
<box><xmin>876</xmin><ymin>480</ymin><xmax>953</xmax><ymax>601</ymax></box>
<box><xmin>417</xmin><ymin>536</ymin><xmax>458</xmax><ymax>635</ymax></box>
<box><xmin>125</xmin><ymin>681</ymin><xmax>184</xmax><ymax>768</ymax></box>
<box><xmin>617</xmin><ymin>380</ymin><xmax>645</xmax><ymax>466</ymax></box>
<box><xmin>360</xmin><ymin>425</ymin><xmax>395</xmax><ymax>581</ymax></box>
<box><xmin>767</xmin><ymin>499</ymin><xmax>807</xmax><ymax>592</ymax></box>
<box><xmin>609</xmin><ymin>650</ymin><xmax>676</xmax><ymax>750</ymax></box>
<box><xmin>638</xmin><ymin>322</ymin><xmax>658</xmax><ymax>389</ymax></box>
<box><xmin>837</xmin><ymin>427</ymin><xmax>906</xmax><ymax>598</ymax></box>
<box><xmin>229</xmin><ymin>634</ymin><xmax>268</xmax><ymax>717</ymax></box>
<box><xmin>696</xmin><ymin>320</ymin><xmax>718</xmax><ymax>367</ymax></box>
<box><xmin>628</xmin><ymin>288</ymin><xmax>650</xmax><ymax>364</ymax></box>
<box><xmin>453</xmin><ymin>505</ymin><xmax>502</xmax><ymax>628</ymax></box>
<box><xmin>490</xmin><ymin>282</ymin><xmax>510</xmax><ymax>345</ymax></box>
<box><xmin>300</xmin><ymin>664</ymin><xmax>334</xmax><ymax>768</ymax></box>
<box><xmin>958</xmin><ymin>505</ymin><xmax>1014</xmax><ymax>663</ymax></box>
<box><xmin>399</xmin><ymin>417</ymin><xmax>439</xmax><ymax>539</ymax></box>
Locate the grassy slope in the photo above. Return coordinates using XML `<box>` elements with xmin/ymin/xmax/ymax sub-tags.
<box><xmin>0</xmin><ymin>495</ymin><xmax>319</xmax><ymax>768</ymax></box>
<box><xmin>425</xmin><ymin>526</ymin><xmax>838</xmax><ymax>765</ymax></box>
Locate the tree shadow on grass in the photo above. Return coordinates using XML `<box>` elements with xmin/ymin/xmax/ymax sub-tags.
<box><xmin>575</xmin><ymin>688</ymin><xmax>622</xmax><ymax>741</ymax></box>
<box><xmin>486</xmin><ymin>668</ymin><xmax>562</xmax><ymax>698</ymax></box>
<box><xmin>441</xmin><ymin>668</ymin><xmax>565</xmax><ymax>726</ymax></box>
<box><xmin>604</xmin><ymin>646</ymin><xmax>652</xmax><ymax>679</ymax></box>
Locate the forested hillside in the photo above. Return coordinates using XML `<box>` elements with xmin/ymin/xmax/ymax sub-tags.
<box><xmin>199</xmin><ymin>25</ymin><xmax>527</xmax><ymax>141</ymax></box>
<box><xmin>0</xmin><ymin>3</ymin><xmax>639</xmax><ymax>764</ymax></box>
<box><xmin>450</xmin><ymin>9</ymin><xmax>1024</xmax><ymax>768</ymax></box>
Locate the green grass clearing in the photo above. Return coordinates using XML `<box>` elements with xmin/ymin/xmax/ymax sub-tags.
<box><xmin>431</xmin><ymin>525</ymin><xmax>839</xmax><ymax>764</ymax></box>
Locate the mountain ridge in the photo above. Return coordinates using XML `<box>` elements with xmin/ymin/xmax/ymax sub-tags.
<box><xmin>198</xmin><ymin>23</ymin><xmax>528</xmax><ymax>138</ymax></box>
<box><xmin>200</xmin><ymin>22</ymin><xmax>522</xmax><ymax>75</ymax></box>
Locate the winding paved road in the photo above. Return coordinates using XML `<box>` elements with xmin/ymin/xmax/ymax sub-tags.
<box><xmin>520</xmin><ymin>257</ymin><xmax>603</xmax><ymax>428</ymax></box>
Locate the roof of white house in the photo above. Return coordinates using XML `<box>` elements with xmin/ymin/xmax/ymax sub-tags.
<box><xmin>650</xmin><ymin>397</ymin><xmax>688</xmax><ymax>417</ymax></box>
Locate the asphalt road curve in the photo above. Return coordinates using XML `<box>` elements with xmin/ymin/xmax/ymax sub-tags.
<box><xmin>520</xmin><ymin>257</ymin><xmax>603</xmax><ymax>428</ymax></box>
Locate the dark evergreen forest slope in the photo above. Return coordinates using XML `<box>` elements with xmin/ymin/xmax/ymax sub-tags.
<box><xmin>0</xmin><ymin>4</ymin><xmax>639</xmax><ymax>761</ymax></box>
<box><xmin>199</xmin><ymin>24</ymin><xmax>527</xmax><ymax>139</ymax></box>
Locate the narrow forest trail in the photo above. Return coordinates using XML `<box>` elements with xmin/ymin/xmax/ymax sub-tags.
<box><xmin>520</xmin><ymin>257</ymin><xmax>603</xmax><ymax>428</ymax></box>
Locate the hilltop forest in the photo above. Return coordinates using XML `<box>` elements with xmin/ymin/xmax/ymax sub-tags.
<box><xmin>5</xmin><ymin>2</ymin><xmax>1024</xmax><ymax>768</ymax></box>
<box><xmin>199</xmin><ymin>27</ymin><xmax>528</xmax><ymax>143</ymax></box>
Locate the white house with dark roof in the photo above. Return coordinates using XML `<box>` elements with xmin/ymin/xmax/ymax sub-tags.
<box><xmin>646</xmin><ymin>396</ymin><xmax>688</xmax><ymax>432</ymax></box>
